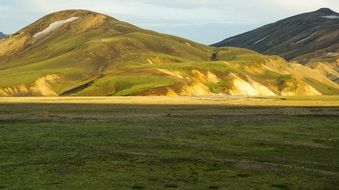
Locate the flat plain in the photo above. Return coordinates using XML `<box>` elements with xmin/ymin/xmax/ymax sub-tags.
<box><xmin>0</xmin><ymin>96</ymin><xmax>338</xmax><ymax>189</ymax></box>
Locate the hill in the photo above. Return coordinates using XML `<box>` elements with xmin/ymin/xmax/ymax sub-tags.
<box><xmin>213</xmin><ymin>8</ymin><xmax>339</xmax><ymax>63</ymax></box>
<box><xmin>0</xmin><ymin>32</ymin><xmax>6</xmax><ymax>39</ymax></box>
<box><xmin>0</xmin><ymin>10</ymin><xmax>338</xmax><ymax>96</ymax></box>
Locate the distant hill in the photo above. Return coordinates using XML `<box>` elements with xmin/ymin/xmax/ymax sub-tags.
<box><xmin>0</xmin><ymin>32</ymin><xmax>6</xmax><ymax>39</ymax></box>
<box><xmin>0</xmin><ymin>10</ymin><xmax>338</xmax><ymax>96</ymax></box>
<box><xmin>213</xmin><ymin>8</ymin><xmax>339</xmax><ymax>63</ymax></box>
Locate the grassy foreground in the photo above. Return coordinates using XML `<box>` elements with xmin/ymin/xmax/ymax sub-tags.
<box><xmin>0</xmin><ymin>97</ymin><xmax>338</xmax><ymax>189</ymax></box>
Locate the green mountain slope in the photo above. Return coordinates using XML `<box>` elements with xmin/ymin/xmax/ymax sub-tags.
<box><xmin>0</xmin><ymin>10</ymin><xmax>338</xmax><ymax>96</ymax></box>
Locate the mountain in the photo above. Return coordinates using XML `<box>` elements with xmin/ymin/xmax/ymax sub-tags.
<box><xmin>0</xmin><ymin>10</ymin><xmax>338</xmax><ymax>96</ymax></box>
<box><xmin>0</xmin><ymin>32</ymin><xmax>6</xmax><ymax>39</ymax></box>
<box><xmin>213</xmin><ymin>8</ymin><xmax>339</xmax><ymax>63</ymax></box>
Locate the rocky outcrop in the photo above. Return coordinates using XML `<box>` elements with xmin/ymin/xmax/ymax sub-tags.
<box><xmin>0</xmin><ymin>74</ymin><xmax>63</xmax><ymax>96</ymax></box>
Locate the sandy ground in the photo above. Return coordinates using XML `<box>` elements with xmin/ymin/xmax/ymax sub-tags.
<box><xmin>0</xmin><ymin>96</ymin><xmax>338</xmax><ymax>106</ymax></box>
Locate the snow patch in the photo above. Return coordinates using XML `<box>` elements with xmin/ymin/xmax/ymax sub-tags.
<box><xmin>322</xmin><ymin>15</ymin><xmax>339</xmax><ymax>19</ymax></box>
<box><xmin>185</xmin><ymin>42</ymin><xmax>192</xmax><ymax>47</ymax></box>
<box><xmin>295</xmin><ymin>32</ymin><xmax>317</xmax><ymax>44</ymax></box>
<box><xmin>326</xmin><ymin>52</ymin><xmax>339</xmax><ymax>57</ymax></box>
<box><xmin>33</xmin><ymin>17</ymin><xmax>79</xmax><ymax>39</ymax></box>
<box><xmin>253</xmin><ymin>35</ymin><xmax>270</xmax><ymax>45</ymax></box>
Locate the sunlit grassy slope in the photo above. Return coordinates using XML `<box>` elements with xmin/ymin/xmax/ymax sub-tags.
<box><xmin>0</xmin><ymin>10</ymin><xmax>338</xmax><ymax>96</ymax></box>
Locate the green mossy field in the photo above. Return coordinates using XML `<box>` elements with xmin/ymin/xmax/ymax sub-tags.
<box><xmin>0</xmin><ymin>102</ymin><xmax>338</xmax><ymax>189</ymax></box>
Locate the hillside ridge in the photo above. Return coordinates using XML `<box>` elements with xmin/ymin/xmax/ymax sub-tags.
<box><xmin>213</xmin><ymin>8</ymin><xmax>339</xmax><ymax>63</ymax></box>
<box><xmin>0</xmin><ymin>9</ymin><xmax>338</xmax><ymax>97</ymax></box>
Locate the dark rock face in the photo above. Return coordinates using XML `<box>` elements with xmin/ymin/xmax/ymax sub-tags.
<box><xmin>213</xmin><ymin>8</ymin><xmax>339</xmax><ymax>62</ymax></box>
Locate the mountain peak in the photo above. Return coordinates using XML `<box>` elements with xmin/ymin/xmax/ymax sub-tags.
<box><xmin>213</xmin><ymin>8</ymin><xmax>339</xmax><ymax>62</ymax></box>
<box><xmin>18</xmin><ymin>9</ymin><xmax>117</xmax><ymax>37</ymax></box>
<box><xmin>315</xmin><ymin>8</ymin><xmax>335</xmax><ymax>14</ymax></box>
<box><xmin>36</xmin><ymin>9</ymin><xmax>111</xmax><ymax>23</ymax></box>
<box><xmin>48</xmin><ymin>9</ymin><xmax>104</xmax><ymax>17</ymax></box>
<box><xmin>0</xmin><ymin>32</ymin><xmax>6</xmax><ymax>39</ymax></box>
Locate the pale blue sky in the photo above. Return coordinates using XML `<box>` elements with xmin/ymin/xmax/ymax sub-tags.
<box><xmin>0</xmin><ymin>0</ymin><xmax>338</xmax><ymax>44</ymax></box>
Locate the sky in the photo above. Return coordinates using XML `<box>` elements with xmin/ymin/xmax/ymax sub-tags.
<box><xmin>0</xmin><ymin>0</ymin><xmax>338</xmax><ymax>44</ymax></box>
